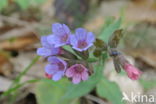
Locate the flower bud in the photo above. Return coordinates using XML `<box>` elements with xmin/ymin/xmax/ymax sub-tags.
<box><xmin>116</xmin><ymin>54</ymin><xmax>142</xmax><ymax>80</ymax></box>
<box><xmin>123</xmin><ymin>63</ymin><xmax>142</xmax><ymax>80</ymax></box>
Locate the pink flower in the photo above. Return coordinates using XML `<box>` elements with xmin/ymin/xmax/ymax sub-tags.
<box><xmin>123</xmin><ymin>63</ymin><xmax>141</xmax><ymax>80</ymax></box>
<box><xmin>65</xmin><ymin>64</ymin><xmax>89</xmax><ymax>84</ymax></box>
<box><xmin>45</xmin><ymin>73</ymin><xmax>52</xmax><ymax>79</ymax></box>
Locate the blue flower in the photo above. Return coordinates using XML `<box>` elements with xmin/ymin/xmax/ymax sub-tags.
<box><xmin>37</xmin><ymin>36</ymin><xmax>61</xmax><ymax>57</ymax></box>
<box><xmin>70</xmin><ymin>28</ymin><xmax>95</xmax><ymax>52</ymax></box>
<box><xmin>48</xmin><ymin>23</ymin><xmax>71</xmax><ymax>47</ymax></box>
<box><xmin>45</xmin><ymin>56</ymin><xmax>67</xmax><ymax>81</ymax></box>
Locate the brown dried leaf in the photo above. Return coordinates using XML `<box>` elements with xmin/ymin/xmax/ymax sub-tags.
<box><xmin>108</xmin><ymin>29</ymin><xmax>123</xmax><ymax>48</ymax></box>
<box><xmin>94</xmin><ymin>38</ymin><xmax>106</xmax><ymax>48</ymax></box>
<box><xmin>0</xmin><ymin>52</ymin><xmax>13</xmax><ymax>77</ymax></box>
<box><xmin>0</xmin><ymin>34</ymin><xmax>39</xmax><ymax>51</ymax></box>
<box><xmin>126</xmin><ymin>49</ymin><xmax>156</xmax><ymax>69</ymax></box>
<box><xmin>126</xmin><ymin>0</ymin><xmax>156</xmax><ymax>23</ymax></box>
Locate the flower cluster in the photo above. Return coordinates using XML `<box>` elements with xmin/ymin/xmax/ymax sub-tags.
<box><xmin>37</xmin><ymin>23</ymin><xmax>142</xmax><ymax>84</ymax></box>
<box><xmin>37</xmin><ymin>23</ymin><xmax>95</xmax><ymax>84</ymax></box>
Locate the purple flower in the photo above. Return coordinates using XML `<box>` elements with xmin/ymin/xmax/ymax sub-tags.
<box><xmin>48</xmin><ymin>23</ymin><xmax>71</xmax><ymax>47</ymax></box>
<box><xmin>70</xmin><ymin>28</ymin><xmax>95</xmax><ymax>52</ymax></box>
<box><xmin>37</xmin><ymin>36</ymin><xmax>61</xmax><ymax>57</ymax></box>
<box><xmin>65</xmin><ymin>64</ymin><xmax>89</xmax><ymax>84</ymax></box>
<box><xmin>45</xmin><ymin>56</ymin><xmax>67</xmax><ymax>81</ymax></box>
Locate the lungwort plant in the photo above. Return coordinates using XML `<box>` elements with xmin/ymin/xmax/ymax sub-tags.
<box><xmin>37</xmin><ymin>22</ymin><xmax>141</xmax><ymax>84</ymax></box>
<box><xmin>36</xmin><ymin>20</ymin><xmax>142</xmax><ymax>104</ymax></box>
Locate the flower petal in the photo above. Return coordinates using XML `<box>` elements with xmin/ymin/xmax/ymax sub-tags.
<box><xmin>41</xmin><ymin>36</ymin><xmax>51</xmax><ymax>48</ymax></box>
<box><xmin>37</xmin><ymin>48</ymin><xmax>51</xmax><ymax>56</ymax></box>
<box><xmin>72</xmin><ymin>74</ymin><xmax>81</xmax><ymax>84</ymax></box>
<box><xmin>52</xmin><ymin>71</ymin><xmax>64</xmax><ymax>81</ymax></box>
<box><xmin>47</xmin><ymin>56</ymin><xmax>67</xmax><ymax>72</ymax></box>
<box><xmin>65</xmin><ymin>68</ymin><xmax>74</xmax><ymax>77</ymax></box>
<box><xmin>81</xmin><ymin>71</ymin><xmax>89</xmax><ymax>81</ymax></box>
<box><xmin>81</xmin><ymin>43</ymin><xmax>93</xmax><ymax>51</ymax></box>
<box><xmin>47</xmin><ymin>35</ymin><xmax>59</xmax><ymax>45</ymax></box>
<box><xmin>86</xmin><ymin>32</ymin><xmax>95</xmax><ymax>44</ymax></box>
<box><xmin>70</xmin><ymin>35</ymin><xmax>78</xmax><ymax>47</ymax></box>
<box><xmin>47</xmin><ymin>56</ymin><xmax>59</xmax><ymax>63</ymax></box>
<box><xmin>54</xmin><ymin>41</ymin><xmax>66</xmax><ymax>47</ymax></box>
<box><xmin>48</xmin><ymin>34</ymin><xmax>67</xmax><ymax>47</ymax></box>
<box><xmin>72</xmin><ymin>46</ymin><xmax>84</xmax><ymax>52</ymax></box>
<box><xmin>58</xmin><ymin>58</ymin><xmax>67</xmax><ymax>70</ymax></box>
<box><xmin>124</xmin><ymin>64</ymin><xmax>141</xmax><ymax>80</ymax></box>
<box><xmin>62</xmin><ymin>24</ymin><xmax>70</xmax><ymax>34</ymax></box>
<box><xmin>75</xmin><ymin>28</ymin><xmax>87</xmax><ymax>40</ymax></box>
<box><xmin>52</xmin><ymin>23</ymin><xmax>62</xmax><ymax>34</ymax></box>
<box><xmin>45</xmin><ymin>64</ymin><xmax>58</xmax><ymax>74</ymax></box>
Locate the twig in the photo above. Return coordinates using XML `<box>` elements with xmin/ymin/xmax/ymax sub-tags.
<box><xmin>85</xmin><ymin>94</ymin><xmax>108</xmax><ymax>104</ymax></box>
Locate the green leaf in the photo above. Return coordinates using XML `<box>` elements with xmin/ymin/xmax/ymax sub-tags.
<box><xmin>140</xmin><ymin>79</ymin><xmax>156</xmax><ymax>90</ymax></box>
<box><xmin>63</xmin><ymin>45</ymin><xmax>81</xmax><ymax>59</ymax></box>
<box><xmin>63</xmin><ymin>45</ymin><xmax>75</xmax><ymax>54</ymax></box>
<box><xmin>103</xmin><ymin>17</ymin><xmax>115</xmax><ymax>28</ymax></box>
<box><xmin>15</xmin><ymin>0</ymin><xmax>48</xmax><ymax>10</ymax></box>
<box><xmin>30</xmin><ymin>0</ymin><xmax>48</xmax><ymax>6</ymax></box>
<box><xmin>0</xmin><ymin>0</ymin><xmax>7</xmax><ymax>11</ymax></box>
<box><xmin>35</xmin><ymin>79</ymin><xmax>79</xmax><ymax>104</ymax></box>
<box><xmin>16</xmin><ymin>0</ymin><xmax>30</xmax><ymax>9</ymax></box>
<box><xmin>96</xmin><ymin>77</ymin><xmax>124</xmax><ymax>104</ymax></box>
<box><xmin>63</xmin><ymin>64</ymin><xmax>103</xmax><ymax>99</ymax></box>
<box><xmin>99</xmin><ymin>18</ymin><xmax>122</xmax><ymax>43</ymax></box>
<box><xmin>87</xmin><ymin>57</ymin><xmax>97</xmax><ymax>63</ymax></box>
<box><xmin>32</xmin><ymin>0</ymin><xmax>47</xmax><ymax>4</ymax></box>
